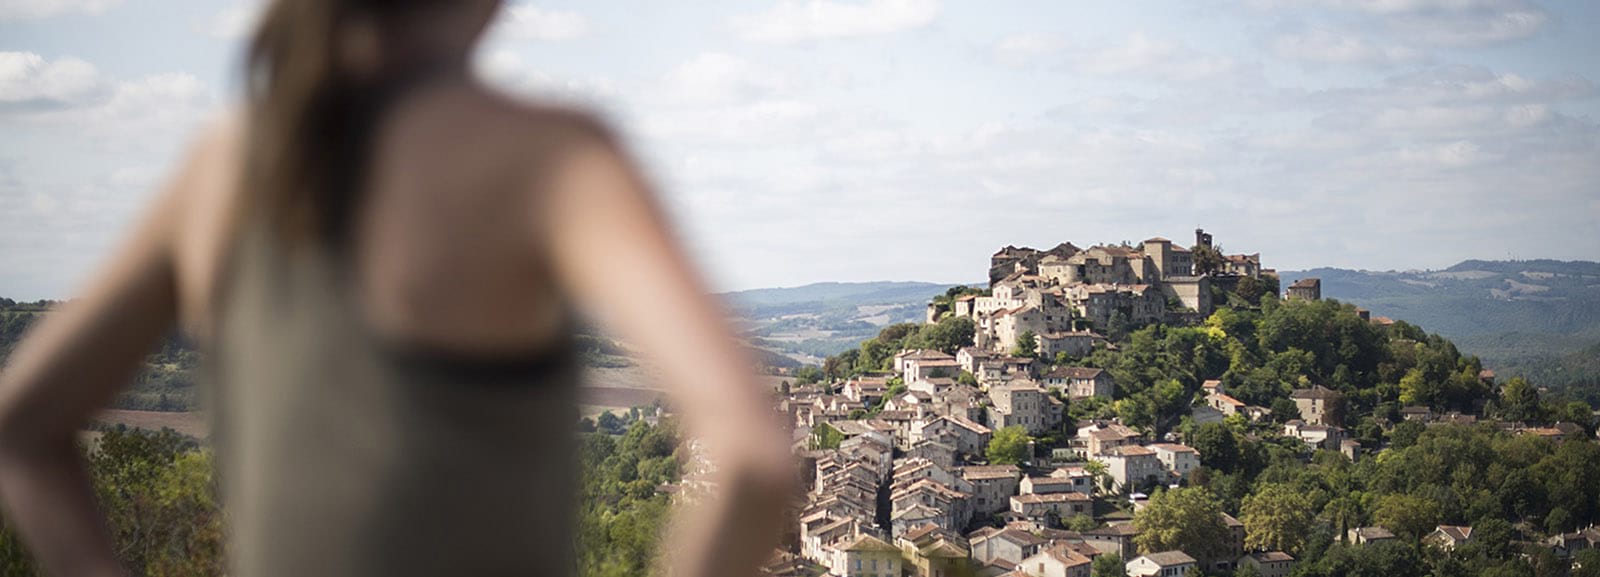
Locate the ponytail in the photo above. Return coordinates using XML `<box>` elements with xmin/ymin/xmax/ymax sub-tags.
<box><xmin>243</xmin><ymin>0</ymin><xmax>377</xmax><ymax>248</ymax></box>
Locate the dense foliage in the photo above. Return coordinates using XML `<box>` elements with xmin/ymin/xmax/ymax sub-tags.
<box><xmin>0</xmin><ymin>413</ymin><xmax>683</xmax><ymax>576</ymax></box>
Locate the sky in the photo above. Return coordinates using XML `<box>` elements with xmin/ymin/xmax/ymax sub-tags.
<box><xmin>1</xmin><ymin>0</ymin><xmax>1597</xmax><ymax>299</ymax></box>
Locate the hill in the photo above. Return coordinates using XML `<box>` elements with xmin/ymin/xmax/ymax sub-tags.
<box><xmin>1279</xmin><ymin>260</ymin><xmax>1600</xmax><ymax>397</ymax></box>
<box><xmin>722</xmin><ymin>281</ymin><xmax>967</xmax><ymax>363</ymax></box>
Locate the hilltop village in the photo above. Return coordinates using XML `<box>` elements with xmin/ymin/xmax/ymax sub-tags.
<box><xmin>757</xmin><ymin>231</ymin><xmax>1599</xmax><ymax>577</ymax></box>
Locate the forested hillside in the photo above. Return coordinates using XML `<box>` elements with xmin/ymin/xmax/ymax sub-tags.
<box><xmin>1279</xmin><ymin>260</ymin><xmax>1600</xmax><ymax>399</ymax></box>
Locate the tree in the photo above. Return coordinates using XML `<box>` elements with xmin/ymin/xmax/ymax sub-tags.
<box><xmin>1371</xmin><ymin>494</ymin><xmax>1441</xmax><ymax>541</ymax></box>
<box><xmin>1191</xmin><ymin>422</ymin><xmax>1240</xmax><ymax>473</ymax></box>
<box><xmin>597</xmin><ymin>411</ymin><xmax>625</xmax><ymax>435</ymax></box>
<box><xmin>1322</xmin><ymin>495</ymin><xmax>1363</xmax><ymax>543</ymax></box>
<box><xmin>1013</xmin><ymin>330</ymin><xmax>1038</xmax><ymax>358</ymax></box>
<box><xmin>910</xmin><ymin>316</ymin><xmax>977</xmax><ymax>355</ymax></box>
<box><xmin>1083</xmin><ymin>460</ymin><xmax>1113</xmax><ymax>495</ymax></box>
<box><xmin>987</xmin><ymin>425</ymin><xmax>1032</xmax><ymax>465</ymax></box>
<box><xmin>1067</xmin><ymin>514</ymin><xmax>1099</xmax><ymax>532</ymax></box>
<box><xmin>1133</xmin><ymin>487</ymin><xmax>1231</xmax><ymax>561</ymax></box>
<box><xmin>1191</xmin><ymin>244</ymin><xmax>1225</xmax><ymax>276</ymax></box>
<box><xmin>1240</xmin><ymin>483</ymin><xmax>1315</xmax><ymax>554</ymax></box>
<box><xmin>1499</xmin><ymin>376</ymin><xmax>1543</xmax><ymax>423</ymax></box>
<box><xmin>1573</xmin><ymin>550</ymin><xmax>1600</xmax><ymax>577</ymax></box>
<box><xmin>1092</xmin><ymin>553</ymin><xmax>1125</xmax><ymax>577</ymax></box>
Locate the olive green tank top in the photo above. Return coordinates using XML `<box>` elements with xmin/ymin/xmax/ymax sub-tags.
<box><xmin>208</xmin><ymin>223</ymin><xmax>582</xmax><ymax>576</ymax></box>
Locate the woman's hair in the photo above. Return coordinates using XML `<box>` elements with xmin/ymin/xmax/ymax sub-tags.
<box><xmin>242</xmin><ymin>0</ymin><xmax>440</xmax><ymax>247</ymax></box>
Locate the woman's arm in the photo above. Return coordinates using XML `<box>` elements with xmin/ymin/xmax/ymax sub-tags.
<box><xmin>0</xmin><ymin>137</ymin><xmax>197</xmax><ymax>576</ymax></box>
<box><xmin>543</xmin><ymin>128</ymin><xmax>798</xmax><ymax>577</ymax></box>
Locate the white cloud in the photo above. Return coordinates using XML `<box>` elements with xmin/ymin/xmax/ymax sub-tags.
<box><xmin>1272</xmin><ymin>28</ymin><xmax>1420</xmax><ymax>66</ymax></box>
<box><xmin>655</xmin><ymin>52</ymin><xmax>787</xmax><ymax>107</ymax></box>
<box><xmin>732</xmin><ymin>0</ymin><xmax>939</xmax><ymax>44</ymax></box>
<box><xmin>491</xmin><ymin>4</ymin><xmax>590</xmax><ymax>41</ymax></box>
<box><xmin>1251</xmin><ymin>0</ymin><xmax>1550</xmax><ymax>47</ymax></box>
<box><xmin>992</xmin><ymin>32</ymin><xmax>1063</xmax><ymax>68</ymax></box>
<box><xmin>0</xmin><ymin>52</ymin><xmax>102</xmax><ymax>107</ymax></box>
<box><xmin>0</xmin><ymin>0</ymin><xmax>118</xmax><ymax>20</ymax></box>
<box><xmin>1066</xmin><ymin>33</ymin><xmax>1237</xmax><ymax>81</ymax></box>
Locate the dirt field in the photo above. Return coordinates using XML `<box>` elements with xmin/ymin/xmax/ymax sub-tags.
<box><xmin>94</xmin><ymin>409</ymin><xmax>209</xmax><ymax>439</ymax></box>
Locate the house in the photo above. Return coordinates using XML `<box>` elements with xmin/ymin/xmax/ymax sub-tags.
<box><xmin>1079</xmin><ymin>421</ymin><xmax>1142</xmax><ymax>457</ymax></box>
<box><xmin>1097</xmin><ymin>445</ymin><xmax>1163</xmax><ymax>491</ymax></box>
<box><xmin>906</xmin><ymin>438</ymin><xmax>958</xmax><ymax>469</ymax></box>
<box><xmin>988</xmin><ymin>380</ymin><xmax>1065</xmax><ymax>436</ymax></box>
<box><xmin>1283</xmin><ymin>420</ymin><xmax>1345</xmax><ymax>451</ymax></box>
<box><xmin>1340</xmin><ymin>439</ymin><xmax>1361</xmax><ymax>460</ymax></box>
<box><xmin>829</xmin><ymin>533</ymin><xmax>902</xmax><ymax>577</ymax></box>
<box><xmin>963</xmin><ymin>464</ymin><xmax>1023</xmax><ymax>516</ymax></box>
<box><xmin>1021</xmin><ymin>475</ymin><xmax>1081</xmax><ymax>495</ymax></box>
<box><xmin>1082</xmin><ymin>523</ymin><xmax>1141</xmax><ymax>559</ymax></box>
<box><xmin>1241</xmin><ymin>552</ymin><xmax>1296</xmax><ymax>577</ymax></box>
<box><xmin>842</xmin><ymin>377</ymin><xmax>890</xmax><ymax>405</ymax></box>
<box><xmin>1126</xmin><ymin>550</ymin><xmax>1197</xmax><ymax>577</ymax></box>
<box><xmin>1206</xmin><ymin>392</ymin><xmax>1246</xmax><ymax>417</ymax></box>
<box><xmin>897</xmin><ymin>524</ymin><xmax>971</xmax><ymax>577</ymax></box>
<box><xmin>1047</xmin><ymin>466</ymin><xmax>1098</xmax><ymax>496</ymax></box>
<box><xmin>1289</xmin><ymin>385</ymin><xmax>1341</xmax><ymax>426</ymax></box>
<box><xmin>1348</xmin><ymin>526</ymin><xmax>1398</xmax><ymax>545</ymax></box>
<box><xmin>1010</xmin><ymin>492</ymin><xmax>1092</xmax><ymax>525</ymax></box>
<box><xmin>969</xmin><ymin>526</ymin><xmax>1047</xmax><ymax>569</ymax></box>
<box><xmin>1036</xmin><ymin>331</ymin><xmax>1106</xmax><ymax>360</ymax></box>
<box><xmin>1286</xmin><ymin>277</ymin><xmax>1320</xmax><ymax>301</ymax></box>
<box><xmin>1220</xmin><ymin>513</ymin><xmax>1246</xmax><ymax>570</ymax></box>
<box><xmin>1425</xmin><ymin>525</ymin><xmax>1475</xmax><ymax>551</ymax></box>
<box><xmin>1149</xmin><ymin>444</ymin><xmax>1200</xmax><ymax>480</ymax></box>
<box><xmin>1016</xmin><ymin>543</ymin><xmax>1094</xmax><ymax>577</ymax></box>
<box><xmin>890</xmin><ymin>478</ymin><xmax>973</xmax><ymax>535</ymax></box>
<box><xmin>897</xmin><ymin>349</ymin><xmax>961</xmax><ymax>384</ymax></box>
<box><xmin>1043</xmin><ymin>367</ymin><xmax>1115</xmax><ymax>400</ymax></box>
<box><xmin>915</xmin><ymin>415</ymin><xmax>992</xmax><ymax>457</ymax></box>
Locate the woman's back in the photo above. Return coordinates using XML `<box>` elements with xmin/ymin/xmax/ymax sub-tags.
<box><xmin>207</xmin><ymin>79</ymin><xmax>605</xmax><ymax>577</ymax></box>
<box><xmin>0</xmin><ymin>3</ymin><xmax>795</xmax><ymax>576</ymax></box>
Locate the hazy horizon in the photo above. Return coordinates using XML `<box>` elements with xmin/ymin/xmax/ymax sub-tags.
<box><xmin>3</xmin><ymin>0</ymin><xmax>1598</xmax><ymax>300</ymax></box>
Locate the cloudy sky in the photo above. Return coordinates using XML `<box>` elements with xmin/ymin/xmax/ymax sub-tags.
<box><xmin>1</xmin><ymin>0</ymin><xmax>1597</xmax><ymax>299</ymax></box>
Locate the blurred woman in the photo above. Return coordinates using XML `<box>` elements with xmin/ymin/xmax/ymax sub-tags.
<box><xmin>0</xmin><ymin>1</ymin><xmax>794</xmax><ymax>575</ymax></box>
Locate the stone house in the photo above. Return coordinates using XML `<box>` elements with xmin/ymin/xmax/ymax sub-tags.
<box><xmin>988</xmin><ymin>380</ymin><xmax>1065</xmax><ymax>436</ymax></box>
<box><xmin>1290</xmin><ymin>385</ymin><xmax>1341</xmax><ymax>426</ymax></box>
<box><xmin>1017</xmin><ymin>543</ymin><xmax>1094</xmax><ymax>577</ymax></box>
<box><xmin>961</xmin><ymin>464</ymin><xmax>1022</xmax><ymax>516</ymax></box>
<box><xmin>968</xmin><ymin>526</ymin><xmax>1047</xmax><ymax>569</ymax></box>
<box><xmin>1097</xmin><ymin>445</ymin><xmax>1163</xmax><ymax>491</ymax></box>
<box><xmin>1044</xmin><ymin>366</ymin><xmax>1115</xmax><ymax>400</ymax></box>
<box><xmin>1241</xmin><ymin>552</ymin><xmax>1295</xmax><ymax>577</ymax></box>
<box><xmin>1425</xmin><ymin>525</ymin><xmax>1475</xmax><ymax>551</ymax></box>
<box><xmin>1149</xmin><ymin>443</ymin><xmax>1200</xmax><ymax>480</ymax></box>
<box><xmin>1082</xmin><ymin>523</ymin><xmax>1141</xmax><ymax>559</ymax></box>
<box><xmin>1010</xmin><ymin>492</ymin><xmax>1092</xmax><ymax>524</ymax></box>
<box><xmin>915</xmin><ymin>415</ymin><xmax>991</xmax><ymax>457</ymax></box>
<box><xmin>829</xmin><ymin>533</ymin><xmax>902</xmax><ymax>577</ymax></box>
<box><xmin>1126</xmin><ymin>551</ymin><xmax>1197</xmax><ymax>577</ymax></box>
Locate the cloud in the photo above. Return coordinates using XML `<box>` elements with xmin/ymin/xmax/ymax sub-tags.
<box><xmin>732</xmin><ymin>0</ymin><xmax>939</xmax><ymax>44</ymax></box>
<box><xmin>992</xmin><ymin>32</ymin><xmax>1064</xmax><ymax>68</ymax></box>
<box><xmin>0</xmin><ymin>0</ymin><xmax>118</xmax><ymax>20</ymax></box>
<box><xmin>0</xmin><ymin>52</ymin><xmax>103</xmax><ymax>109</ymax></box>
<box><xmin>655</xmin><ymin>52</ymin><xmax>788</xmax><ymax>107</ymax></box>
<box><xmin>1271</xmin><ymin>28</ymin><xmax>1421</xmax><ymax>66</ymax></box>
<box><xmin>491</xmin><ymin>4</ymin><xmax>590</xmax><ymax>41</ymax></box>
<box><xmin>1250</xmin><ymin>0</ymin><xmax>1550</xmax><ymax>47</ymax></box>
<box><xmin>1065</xmin><ymin>33</ymin><xmax>1238</xmax><ymax>82</ymax></box>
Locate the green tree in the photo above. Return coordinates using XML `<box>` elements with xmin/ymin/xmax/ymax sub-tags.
<box><xmin>1498</xmin><ymin>376</ymin><xmax>1543</xmax><ymax>423</ymax></box>
<box><xmin>1013</xmin><ymin>330</ymin><xmax>1039</xmax><ymax>358</ymax></box>
<box><xmin>1240</xmin><ymin>483</ymin><xmax>1315</xmax><ymax>554</ymax></box>
<box><xmin>1191</xmin><ymin>422</ymin><xmax>1240</xmax><ymax>473</ymax></box>
<box><xmin>1371</xmin><ymin>493</ymin><xmax>1441</xmax><ymax>541</ymax></box>
<box><xmin>1092</xmin><ymin>553</ymin><xmax>1125</xmax><ymax>577</ymax></box>
<box><xmin>986</xmin><ymin>425</ymin><xmax>1032</xmax><ymax>465</ymax></box>
<box><xmin>1133</xmin><ymin>487</ymin><xmax>1231</xmax><ymax>561</ymax></box>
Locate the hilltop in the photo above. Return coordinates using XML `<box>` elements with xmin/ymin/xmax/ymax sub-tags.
<box><xmin>1279</xmin><ymin>259</ymin><xmax>1600</xmax><ymax>398</ymax></box>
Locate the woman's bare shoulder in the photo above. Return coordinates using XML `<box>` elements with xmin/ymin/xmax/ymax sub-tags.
<box><xmin>475</xmin><ymin>87</ymin><xmax>621</xmax><ymax>151</ymax></box>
